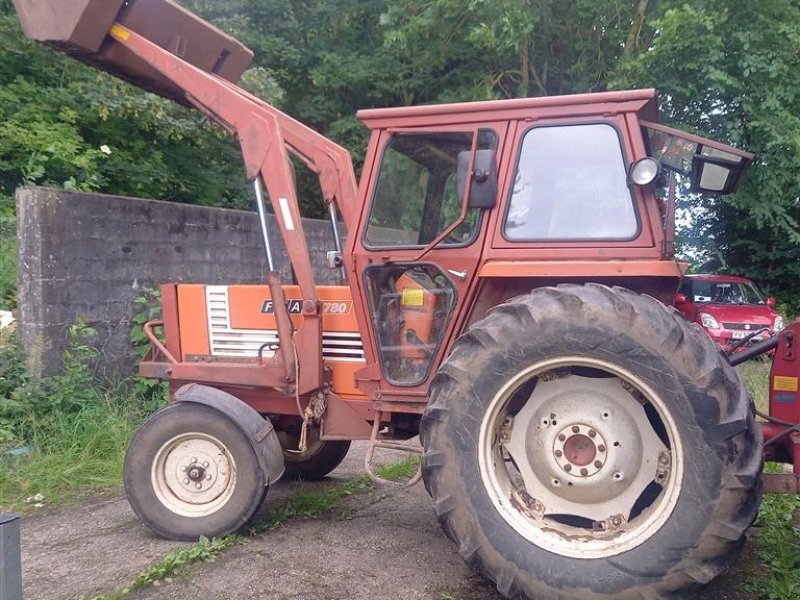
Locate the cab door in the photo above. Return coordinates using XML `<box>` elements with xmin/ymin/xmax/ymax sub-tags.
<box><xmin>351</xmin><ymin>124</ymin><xmax>507</xmax><ymax>394</ymax></box>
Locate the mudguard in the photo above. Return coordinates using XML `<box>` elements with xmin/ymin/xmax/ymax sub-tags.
<box><xmin>173</xmin><ymin>383</ymin><xmax>285</xmax><ymax>484</ymax></box>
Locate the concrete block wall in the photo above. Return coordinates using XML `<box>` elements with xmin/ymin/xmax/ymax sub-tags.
<box><xmin>15</xmin><ymin>186</ymin><xmax>345</xmax><ymax>379</ymax></box>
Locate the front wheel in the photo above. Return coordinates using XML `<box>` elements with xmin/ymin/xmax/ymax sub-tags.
<box><xmin>124</xmin><ymin>403</ymin><xmax>267</xmax><ymax>541</ymax></box>
<box><xmin>277</xmin><ymin>425</ymin><xmax>351</xmax><ymax>480</ymax></box>
<box><xmin>420</xmin><ymin>284</ymin><xmax>761</xmax><ymax>600</ymax></box>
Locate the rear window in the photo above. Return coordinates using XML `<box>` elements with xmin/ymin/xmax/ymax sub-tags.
<box><xmin>503</xmin><ymin>124</ymin><xmax>638</xmax><ymax>241</ymax></box>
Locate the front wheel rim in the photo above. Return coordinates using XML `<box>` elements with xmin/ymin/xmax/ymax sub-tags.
<box><xmin>478</xmin><ymin>356</ymin><xmax>684</xmax><ymax>559</ymax></box>
<box><xmin>151</xmin><ymin>432</ymin><xmax>238</xmax><ymax>518</ymax></box>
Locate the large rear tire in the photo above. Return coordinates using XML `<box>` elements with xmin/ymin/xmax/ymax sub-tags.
<box><xmin>420</xmin><ymin>284</ymin><xmax>761</xmax><ymax>600</ymax></box>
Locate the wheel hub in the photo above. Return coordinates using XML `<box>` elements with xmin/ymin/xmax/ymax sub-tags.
<box><xmin>554</xmin><ymin>425</ymin><xmax>606</xmax><ymax>476</ymax></box>
<box><xmin>152</xmin><ymin>433</ymin><xmax>238</xmax><ymax>516</ymax></box>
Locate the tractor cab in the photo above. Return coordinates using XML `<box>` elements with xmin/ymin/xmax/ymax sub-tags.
<box><xmin>350</xmin><ymin>91</ymin><xmax>754</xmax><ymax>397</ymax></box>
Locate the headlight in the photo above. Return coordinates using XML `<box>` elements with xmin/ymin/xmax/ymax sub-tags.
<box><xmin>775</xmin><ymin>316</ymin><xmax>784</xmax><ymax>332</ymax></box>
<box><xmin>699</xmin><ymin>313</ymin><xmax>720</xmax><ymax>329</ymax></box>
<box><xmin>629</xmin><ymin>157</ymin><xmax>662</xmax><ymax>186</ymax></box>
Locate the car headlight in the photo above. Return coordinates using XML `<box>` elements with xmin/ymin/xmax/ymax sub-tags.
<box><xmin>775</xmin><ymin>316</ymin><xmax>784</xmax><ymax>332</ymax></box>
<box><xmin>699</xmin><ymin>313</ymin><xmax>720</xmax><ymax>329</ymax></box>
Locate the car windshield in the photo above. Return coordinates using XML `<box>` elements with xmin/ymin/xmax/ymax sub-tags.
<box><xmin>681</xmin><ymin>280</ymin><xmax>765</xmax><ymax>305</ymax></box>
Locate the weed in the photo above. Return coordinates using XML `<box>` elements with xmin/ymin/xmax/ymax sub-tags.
<box><xmin>0</xmin><ymin>194</ymin><xmax>16</xmax><ymax>310</ymax></box>
<box><xmin>0</xmin><ymin>322</ymin><xmax>164</xmax><ymax>510</ymax></box>
<box><xmin>746</xmin><ymin>463</ymin><xmax>800</xmax><ymax>600</ymax></box>
<box><xmin>374</xmin><ymin>454</ymin><xmax>419</xmax><ymax>481</ymax></box>
<box><xmin>736</xmin><ymin>362</ymin><xmax>800</xmax><ymax>599</ymax></box>
<box><xmin>86</xmin><ymin>457</ymin><xmax>418</xmax><ymax>599</ymax></box>
<box><xmin>738</xmin><ymin>360</ymin><xmax>770</xmax><ymax>414</ymax></box>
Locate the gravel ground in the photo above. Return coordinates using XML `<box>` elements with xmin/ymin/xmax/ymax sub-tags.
<box><xmin>17</xmin><ymin>442</ymin><xmax>758</xmax><ymax>600</ymax></box>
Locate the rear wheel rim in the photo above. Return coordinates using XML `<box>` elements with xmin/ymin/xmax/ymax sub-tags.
<box><xmin>478</xmin><ymin>356</ymin><xmax>683</xmax><ymax>559</ymax></box>
<box><xmin>151</xmin><ymin>432</ymin><xmax>238</xmax><ymax>518</ymax></box>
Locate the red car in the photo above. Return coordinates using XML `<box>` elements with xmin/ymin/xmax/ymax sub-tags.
<box><xmin>675</xmin><ymin>274</ymin><xmax>784</xmax><ymax>350</ymax></box>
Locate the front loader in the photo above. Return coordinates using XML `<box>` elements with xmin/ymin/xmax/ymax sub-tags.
<box><xmin>12</xmin><ymin>2</ymin><xmax>800</xmax><ymax>599</ymax></box>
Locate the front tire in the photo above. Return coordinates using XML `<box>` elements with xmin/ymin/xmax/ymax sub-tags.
<box><xmin>420</xmin><ymin>284</ymin><xmax>761</xmax><ymax>600</ymax></box>
<box><xmin>277</xmin><ymin>425</ymin><xmax>351</xmax><ymax>480</ymax></box>
<box><xmin>124</xmin><ymin>403</ymin><xmax>267</xmax><ymax>541</ymax></box>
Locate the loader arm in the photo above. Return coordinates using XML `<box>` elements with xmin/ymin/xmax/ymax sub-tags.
<box><xmin>107</xmin><ymin>23</ymin><xmax>359</xmax><ymax>395</ymax></box>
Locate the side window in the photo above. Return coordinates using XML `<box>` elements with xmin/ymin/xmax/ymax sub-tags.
<box><xmin>504</xmin><ymin>124</ymin><xmax>638</xmax><ymax>241</ymax></box>
<box><xmin>365</xmin><ymin>130</ymin><xmax>496</xmax><ymax>247</ymax></box>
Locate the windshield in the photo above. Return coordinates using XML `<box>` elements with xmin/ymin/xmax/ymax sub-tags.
<box><xmin>679</xmin><ymin>280</ymin><xmax>766</xmax><ymax>305</ymax></box>
<box><xmin>504</xmin><ymin>123</ymin><xmax>638</xmax><ymax>241</ymax></box>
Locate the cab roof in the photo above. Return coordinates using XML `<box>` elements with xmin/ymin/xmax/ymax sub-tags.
<box><xmin>357</xmin><ymin>88</ymin><xmax>659</xmax><ymax>130</ymax></box>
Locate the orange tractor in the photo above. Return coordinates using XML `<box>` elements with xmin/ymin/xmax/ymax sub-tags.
<box><xmin>12</xmin><ymin>2</ymin><xmax>800</xmax><ymax>599</ymax></box>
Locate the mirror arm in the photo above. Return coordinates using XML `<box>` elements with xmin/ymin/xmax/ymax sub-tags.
<box><xmin>412</xmin><ymin>134</ymin><xmax>479</xmax><ymax>263</ymax></box>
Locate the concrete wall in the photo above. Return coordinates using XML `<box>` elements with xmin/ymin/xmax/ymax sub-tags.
<box><xmin>15</xmin><ymin>186</ymin><xmax>345</xmax><ymax>379</ymax></box>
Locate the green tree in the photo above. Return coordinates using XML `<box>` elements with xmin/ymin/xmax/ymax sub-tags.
<box><xmin>612</xmin><ymin>0</ymin><xmax>800</xmax><ymax>313</ymax></box>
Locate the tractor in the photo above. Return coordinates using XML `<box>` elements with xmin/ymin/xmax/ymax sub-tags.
<box><xmin>11</xmin><ymin>1</ymin><xmax>800</xmax><ymax>599</ymax></box>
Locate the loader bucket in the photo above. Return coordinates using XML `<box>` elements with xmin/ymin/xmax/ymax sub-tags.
<box><xmin>11</xmin><ymin>0</ymin><xmax>253</xmax><ymax>105</ymax></box>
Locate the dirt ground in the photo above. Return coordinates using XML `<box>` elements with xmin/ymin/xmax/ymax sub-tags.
<box><xmin>18</xmin><ymin>442</ymin><xmax>758</xmax><ymax>600</ymax></box>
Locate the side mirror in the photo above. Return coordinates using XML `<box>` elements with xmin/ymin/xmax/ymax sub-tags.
<box><xmin>675</xmin><ymin>293</ymin><xmax>687</xmax><ymax>305</ymax></box>
<box><xmin>457</xmin><ymin>149</ymin><xmax>497</xmax><ymax>209</ymax></box>
<box><xmin>767</xmin><ymin>296</ymin><xmax>776</xmax><ymax>308</ymax></box>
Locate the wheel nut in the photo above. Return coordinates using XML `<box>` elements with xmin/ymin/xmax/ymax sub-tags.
<box><xmin>555</xmin><ymin>450</ymin><xmax>563</xmax><ymax>457</ymax></box>
<box><xmin>203</xmin><ymin>461</ymin><xmax>209</xmax><ymax>468</ymax></box>
<box><xmin>564</xmin><ymin>464</ymin><xmax>572</xmax><ymax>472</ymax></box>
<box><xmin>598</xmin><ymin>445</ymin><xmax>606</xmax><ymax>453</ymax></box>
<box><xmin>580</xmin><ymin>468</ymin><xmax>588</xmax><ymax>476</ymax></box>
<box><xmin>594</xmin><ymin>460</ymin><xmax>602</xmax><ymax>468</ymax></box>
<box><xmin>206</xmin><ymin>474</ymin><xmax>212</xmax><ymax>480</ymax></box>
<box><xmin>183</xmin><ymin>478</ymin><xmax>190</xmax><ymax>484</ymax></box>
<box><xmin>571</xmin><ymin>425</ymin><xmax>580</xmax><ymax>433</ymax></box>
<box><xmin>195</xmin><ymin>483</ymin><xmax>202</xmax><ymax>489</ymax></box>
<box><xmin>558</xmin><ymin>434</ymin><xmax>566</xmax><ymax>442</ymax></box>
<box><xmin>191</xmin><ymin>457</ymin><xmax>197</xmax><ymax>463</ymax></box>
<box><xmin>588</xmin><ymin>429</ymin><xmax>596</xmax><ymax>438</ymax></box>
<box><xmin>180</xmin><ymin>465</ymin><xmax>187</xmax><ymax>472</ymax></box>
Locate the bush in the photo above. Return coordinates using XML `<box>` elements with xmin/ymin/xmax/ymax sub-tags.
<box><xmin>0</xmin><ymin>320</ymin><xmax>166</xmax><ymax>508</ymax></box>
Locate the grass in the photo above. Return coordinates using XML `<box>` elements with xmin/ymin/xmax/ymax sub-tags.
<box><xmin>737</xmin><ymin>360</ymin><xmax>800</xmax><ymax>600</ymax></box>
<box><xmin>84</xmin><ymin>456</ymin><xmax>421</xmax><ymax>600</ymax></box>
<box><xmin>0</xmin><ymin>323</ymin><xmax>165</xmax><ymax>511</ymax></box>
<box><xmin>738</xmin><ymin>360</ymin><xmax>770</xmax><ymax>414</ymax></box>
<box><xmin>0</xmin><ymin>398</ymin><xmax>155</xmax><ymax>510</ymax></box>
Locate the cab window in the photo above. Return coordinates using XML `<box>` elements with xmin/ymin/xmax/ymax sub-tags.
<box><xmin>365</xmin><ymin>130</ymin><xmax>496</xmax><ymax>248</ymax></box>
<box><xmin>504</xmin><ymin>123</ymin><xmax>638</xmax><ymax>241</ymax></box>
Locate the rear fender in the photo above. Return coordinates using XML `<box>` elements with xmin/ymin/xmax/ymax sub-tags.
<box><xmin>173</xmin><ymin>383</ymin><xmax>285</xmax><ymax>484</ymax></box>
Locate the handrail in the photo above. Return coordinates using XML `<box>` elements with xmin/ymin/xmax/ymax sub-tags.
<box><xmin>143</xmin><ymin>320</ymin><xmax>178</xmax><ymax>365</ymax></box>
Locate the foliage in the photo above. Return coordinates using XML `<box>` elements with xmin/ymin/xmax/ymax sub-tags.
<box><xmin>747</xmin><ymin>466</ymin><xmax>800</xmax><ymax>600</ymax></box>
<box><xmin>0</xmin><ymin>194</ymin><xmax>16</xmax><ymax>309</ymax></box>
<box><xmin>0</xmin><ymin>0</ymin><xmax>798</xmax><ymax>307</ymax></box>
<box><xmin>129</xmin><ymin>285</ymin><xmax>166</xmax><ymax>398</ymax></box>
<box><xmin>0</xmin><ymin>7</ymin><xmax>253</xmax><ymax>209</ymax></box>
<box><xmin>0</xmin><ymin>322</ymin><xmax>165</xmax><ymax>508</ymax></box>
<box><xmin>380</xmin><ymin>0</ymin><xmax>657</xmax><ymax>100</ymax></box>
<box><xmin>611</xmin><ymin>0</ymin><xmax>800</xmax><ymax>314</ymax></box>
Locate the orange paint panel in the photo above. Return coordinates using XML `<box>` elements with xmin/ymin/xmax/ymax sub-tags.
<box><xmin>177</xmin><ymin>284</ymin><xmax>210</xmax><ymax>357</ymax></box>
<box><xmin>228</xmin><ymin>285</ymin><xmax>359</xmax><ymax>333</ymax></box>
<box><xmin>479</xmin><ymin>260</ymin><xmax>687</xmax><ymax>278</ymax></box>
<box><xmin>328</xmin><ymin>362</ymin><xmax>366</xmax><ymax>398</ymax></box>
